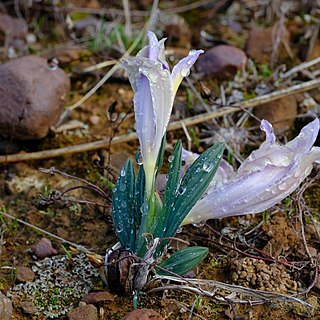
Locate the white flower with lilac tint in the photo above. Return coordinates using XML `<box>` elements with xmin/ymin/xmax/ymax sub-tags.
<box><xmin>122</xmin><ymin>31</ymin><xmax>203</xmax><ymax>195</ymax></box>
<box><xmin>182</xmin><ymin>118</ymin><xmax>320</xmax><ymax>225</ymax></box>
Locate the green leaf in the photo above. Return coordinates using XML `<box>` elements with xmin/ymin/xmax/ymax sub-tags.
<box><xmin>135</xmin><ymin>164</ymin><xmax>145</xmax><ymax>228</ymax></box>
<box><xmin>155</xmin><ymin>134</ymin><xmax>166</xmax><ymax>175</ymax></box>
<box><xmin>156</xmin><ymin>246</ymin><xmax>208</xmax><ymax>276</ymax></box>
<box><xmin>154</xmin><ymin>140</ymin><xmax>182</xmax><ymax>239</ymax></box>
<box><xmin>164</xmin><ymin>143</ymin><xmax>225</xmax><ymax>238</ymax></box>
<box><xmin>112</xmin><ymin>159</ymin><xmax>136</xmax><ymax>250</ymax></box>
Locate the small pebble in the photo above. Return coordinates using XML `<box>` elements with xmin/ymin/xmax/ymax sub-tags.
<box><xmin>20</xmin><ymin>300</ymin><xmax>38</xmax><ymax>315</ymax></box>
<box><xmin>196</xmin><ymin>45</ymin><xmax>247</xmax><ymax>79</ymax></box>
<box><xmin>124</xmin><ymin>308</ymin><xmax>163</xmax><ymax>320</ymax></box>
<box><xmin>16</xmin><ymin>266</ymin><xmax>35</xmax><ymax>283</ymax></box>
<box><xmin>31</xmin><ymin>238</ymin><xmax>57</xmax><ymax>259</ymax></box>
<box><xmin>89</xmin><ymin>115</ymin><xmax>100</xmax><ymax>125</ymax></box>
<box><xmin>67</xmin><ymin>304</ymin><xmax>98</xmax><ymax>320</ymax></box>
<box><xmin>81</xmin><ymin>291</ymin><xmax>114</xmax><ymax>304</ymax></box>
<box><xmin>0</xmin><ymin>292</ymin><xmax>13</xmax><ymax>320</ymax></box>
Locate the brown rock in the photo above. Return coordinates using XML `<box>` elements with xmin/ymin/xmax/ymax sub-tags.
<box><xmin>254</xmin><ymin>95</ymin><xmax>297</xmax><ymax>131</ymax></box>
<box><xmin>20</xmin><ymin>301</ymin><xmax>38</xmax><ymax>315</ymax></box>
<box><xmin>0</xmin><ymin>292</ymin><xmax>13</xmax><ymax>320</ymax></box>
<box><xmin>246</xmin><ymin>26</ymin><xmax>290</xmax><ymax>64</ymax></box>
<box><xmin>68</xmin><ymin>304</ymin><xmax>98</xmax><ymax>320</ymax></box>
<box><xmin>124</xmin><ymin>308</ymin><xmax>163</xmax><ymax>320</ymax></box>
<box><xmin>196</xmin><ymin>45</ymin><xmax>247</xmax><ymax>79</ymax></box>
<box><xmin>31</xmin><ymin>238</ymin><xmax>57</xmax><ymax>259</ymax></box>
<box><xmin>16</xmin><ymin>266</ymin><xmax>35</xmax><ymax>283</ymax></box>
<box><xmin>0</xmin><ymin>55</ymin><xmax>70</xmax><ymax>140</ymax></box>
<box><xmin>0</xmin><ymin>13</ymin><xmax>27</xmax><ymax>40</ymax></box>
<box><xmin>81</xmin><ymin>291</ymin><xmax>114</xmax><ymax>304</ymax></box>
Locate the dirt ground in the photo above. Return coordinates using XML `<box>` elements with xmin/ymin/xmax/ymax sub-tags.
<box><xmin>0</xmin><ymin>1</ymin><xmax>320</xmax><ymax>319</ymax></box>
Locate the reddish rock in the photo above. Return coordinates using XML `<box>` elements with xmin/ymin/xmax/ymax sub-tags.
<box><xmin>31</xmin><ymin>238</ymin><xmax>57</xmax><ymax>259</ymax></box>
<box><xmin>0</xmin><ymin>55</ymin><xmax>70</xmax><ymax>140</ymax></box>
<box><xmin>124</xmin><ymin>308</ymin><xmax>163</xmax><ymax>320</ymax></box>
<box><xmin>81</xmin><ymin>291</ymin><xmax>114</xmax><ymax>304</ymax></box>
<box><xmin>0</xmin><ymin>292</ymin><xmax>12</xmax><ymax>320</ymax></box>
<box><xmin>16</xmin><ymin>266</ymin><xmax>35</xmax><ymax>283</ymax></box>
<box><xmin>0</xmin><ymin>13</ymin><xmax>27</xmax><ymax>40</ymax></box>
<box><xmin>67</xmin><ymin>304</ymin><xmax>98</xmax><ymax>320</ymax></box>
<box><xmin>254</xmin><ymin>95</ymin><xmax>297</xmax><ymax>131</ymax></box>
<box><xmin>196</xmin><ymin>45</ymin><xmax>247</xmax><ymax>79</ymax></box>
<box><xmin>246</xmin><ymin>26</ymin><xmax>290</xmax><ymax>64</ymax></box>
<box><xmin>20</xmin><ymin>301</ymin><xmax>38</xmax><ymax>315</ymax></box>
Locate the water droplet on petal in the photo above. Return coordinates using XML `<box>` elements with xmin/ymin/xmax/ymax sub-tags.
<box><xmin>180</xmin><ymin>66</ymin><xmax>190</xmax><ymax>77</ymax></box>
<box><xmin>203</xmin><ymin>161</ymin><xmax>214</xmax><ymax>172</ymax></box>
<box><xmin>120</xmin><ymin>167</ymin><xmax>126</xmax><ymax>177</ymax></box>
<box><xmin>147</xmin><ymin>72</ymin><xmax>157</xmax><ymax>83</ymax></box>
<box><xmin>278</xmin><ymin>181</ymin><xmax>288</xmax><ymax>191</ymax></box>
<box><xmin>135</xmin><ymin>151</ymin><xmax>143</xmax><ymax>165</ymax></box>
<box><xmin>168</xmin><ymin>155</ymin><xmax>174</xmax><ymax>163</ymax></box>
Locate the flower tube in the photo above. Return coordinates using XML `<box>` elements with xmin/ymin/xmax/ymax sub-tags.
<box><xmin>183</xmin><ymin>118</ymin><xmax>320</xmax><ymax>225</ymax></box>
<box><xmin>122</xmin><ymin>31</ymin><xmax>203</xmax><ymax>196</ymax></box>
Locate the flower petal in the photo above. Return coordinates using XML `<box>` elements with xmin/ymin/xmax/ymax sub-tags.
<box><xmin>260</xmin><ymin>119</ymin><xmax>276</xmax><ymax>145</ymax></box>
<box><xmin>146</xmin><ymin>31</ymin><xmax>161</xmax><ymax>61</ymax></box>
<box><xmin>171</xmin><ymin>50</ymin><xmax>204</xmax><ymax>95</ymax></box>
<box><xmin>137</xmin><ymin>32</ymin><xmax>169</xmax><ymax>69</ymax></box>
<box><xmin>286</xmin><ymin>118</ymin><xmax>319</xmax><ymax>153</ymax></box>
<box><xmin>183</xmin><ymin>119</ymin><xmax>320</xmax><ymax>225</ymax></box>
<box><xmin>134</xmin><ymin>74</ymin><xmax>156</xmax><ymax>160</ymax></box>
<box><xmin>181</xmin><ymin>148</ymin><xmax>234</xmax><ymax>188</ymax></box>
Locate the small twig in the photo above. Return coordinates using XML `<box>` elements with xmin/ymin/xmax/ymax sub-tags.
<box><xmin>1</xmin><ymin>78</ymin><xmax>319</xmax><ymax>163</ymax></box>
<box><xmin>180</xmin><ymin>120</ymin><xmax>192</xmax><ymax>151</ymax></box>
<box><xmin>122</xmin><ymin>0</ymin><xmax>132</xmax><ymax>38</ymax></box>
<box><xmin>39</xmin><ymin>167</ymin><xmax>109</xmax><ymax>199</ymax></box>
<box><xmin>306</xmin><ymin>23</ymin><xmax>320</xmax><ymax>61</ymax></box>
<box><xmin>189</xmin><ymin>294</ymin><xmax>202</xmax><ymax>320</ymax></box>
<box><xmin>185</xmin><ymin>77</ymin><xmax>212</xmax><ymax>113</ymax></box>
<box><xmin>0</xmin><ymin>210</ymin><xmax>92</xmax><ymax>254</ymax></box>
<box><xmin>281</xmin><ymin>56</ymin><xmax>320</xmax><ymax>79</ymax></box>
<box><xmin>150</xmin><ymin>275</ymin><xmax>313</xmax><ymax>306</ymax></box>
<box><xmin>194</xmin><ymin>224</ymin><xmax>306</xmax><ymax>269</ymax></box>
<box><xmin>73</xmin><ymin>60</ymin><xmax>118</xmax><ymax>74</ymax></box>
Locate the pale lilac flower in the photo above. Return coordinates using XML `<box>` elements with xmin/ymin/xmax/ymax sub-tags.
<box><xmin>122</xmin><ymin>31</ymin><xmax>203</xmax><ymax>195</ymax></box>
<box><xmin>182</xmin><ymin>118</ymin><xmax>320</xmax><ymax>225</ymax></box>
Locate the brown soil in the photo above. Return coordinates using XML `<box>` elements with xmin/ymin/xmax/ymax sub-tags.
<box><xmin>0</xmin><ymin>1</ymin><xmax>320</xmax><ymax>319</ymax></box>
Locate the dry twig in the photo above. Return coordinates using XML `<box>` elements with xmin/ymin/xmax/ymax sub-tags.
<box><xmin>150</xmin><ymin>275</ymin><xmax>313</xmax><ymax>306</ymax></box>
<box><xmin>0</xmin><ymin>78</ymin><xmax>319</xmax><ymax>163</ymax></box>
